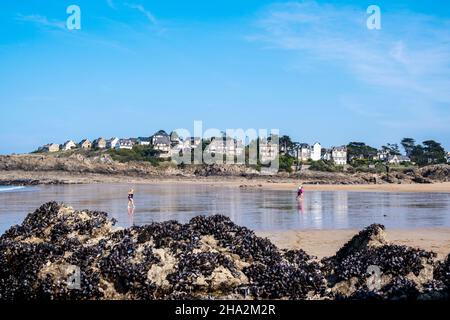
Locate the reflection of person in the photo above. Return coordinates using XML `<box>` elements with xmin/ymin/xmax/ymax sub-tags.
<box><xmin>128</xmin><ymin>188</ymin><xmax>135</xmax><ymax>208</ymax></box>
<box><xmin>128</xmin><ymin>206</ymin><xmax>135</xmax><ymax>227</ymax></box>
<box><xmin>297</xmin><ymin>199</ymin><xmax>304</xmax><ymax>214</ymax></box>
<box><xmin>296</xmin><ymin>185</ymin><xmax>304</xmax><ymax>200</ymax></box>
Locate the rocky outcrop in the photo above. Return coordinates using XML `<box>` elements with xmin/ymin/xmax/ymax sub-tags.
<box><xmin>419</xmin><ymin>164</ymin><xmax>450</xmax><ymax>182</ymax></box>
<box><xmin>0</xmin><ymin>203</ymin><xmax>448</xmax><ymax>300</ymax></box>
<box><xmin>0</xmin><ymin>154</ymin><xmax>162</xmax><ymax>176</ymax></box>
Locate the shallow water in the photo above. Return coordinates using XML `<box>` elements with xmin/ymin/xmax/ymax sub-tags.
<box><xmin>0</xmin><ymin>183</ymin><xmax>450</xmax><ymax>233</ymax></box>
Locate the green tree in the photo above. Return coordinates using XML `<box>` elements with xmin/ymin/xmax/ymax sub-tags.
<box><xmin>279</xmin><ymin>155</ymin><xmax>294</xmax><ymax>173</ymax></box>
<box><xmin>347</xmin><ymin>142</ymin><xmax>377</xmax><ymax>161</ymax></box>
<box><xmin>409</xmin><ymin>140</ymin><xmax>446</xmax><ymax>166</ymax></box>
<box><xmin>401</xmin><ymin>138</ymin><xmax>416</xmax><ymax>157</ymax></box>
<box><xmin>382</xmin><ymin>143</ymin><xmax>401</xmax><ymax>156</ymax></box>
<box><xmin>279</xmin><ymin>135</ymin><xmax>295</xmax><ymax>156</ymax></box>
<box><xmin>410</xmin><ymin>145</ymin><xmax>425</xmax><ymax>166</ymax></box>
<box><xmin>423</xmin><ymin>140</ymin><xmax>446</xmax><ymax>164</ymax></box>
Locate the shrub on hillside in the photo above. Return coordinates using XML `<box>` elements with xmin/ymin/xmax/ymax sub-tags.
<box><xmin>309</xmin><ymin>160</ymin><xmax>343</xmax><ymax>172</ymax></box>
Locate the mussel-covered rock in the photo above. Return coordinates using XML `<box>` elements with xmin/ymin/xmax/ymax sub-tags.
<box><xmin>323</xmin><ymin>224</ymin><xmax>439</xmax><ymax>300</ymax></box>
<box><xmin>0</xmin><ymin>202</ymin><xmax>448</xmax><ymax>300</ymax></box>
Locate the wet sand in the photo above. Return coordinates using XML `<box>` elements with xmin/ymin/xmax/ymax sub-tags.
<box><xmin>258</xmin><ymin>228</ymin><xmax>450</xmax><ymax>260</ymax></box>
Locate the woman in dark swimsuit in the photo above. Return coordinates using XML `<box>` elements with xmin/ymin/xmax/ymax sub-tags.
<box><xmin>128</xmin><ymin>188</ymin><xmax>135</xmax><ymax>208</ymax></box>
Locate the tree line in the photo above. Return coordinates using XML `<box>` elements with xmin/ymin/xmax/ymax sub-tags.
<box><xmin>275</xmin><ymin>136</ymin><xmax>447</xmax><ymax>170</ymax></box>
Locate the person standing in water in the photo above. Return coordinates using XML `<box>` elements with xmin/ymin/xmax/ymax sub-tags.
<box><xmin>297</xmin><ymin>185</ymin><xmax>305</xmax><ymax>200</ymax></box>
<box><xmin>128</xmin><ymin>188</ymin><xmax>135</xmax><ymax>208</ymax></box>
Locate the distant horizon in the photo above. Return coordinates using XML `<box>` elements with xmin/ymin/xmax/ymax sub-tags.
<box><xmin>1</xmin><ymin>0</ymin><xmax>450</xmax><ymax>154</ymax></box>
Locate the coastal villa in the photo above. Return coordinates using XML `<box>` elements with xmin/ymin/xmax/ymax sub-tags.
<box><xmin>387</xmin><ymin>155</ymin><xmax>411</xmax><ymax>165</ymax></box>
<box><xmin>62</xmin><ymin>140</ymin><xmax>77</xmax><ymax>151</ymax></box>
<box><xmin>311</xmin><ymin>142</ymin><xmax>322</xmax><ymax>161</ymax></box>
<box><xmin>259</xmin><ymin>137</ymin><xmax>279</xmax><ymax>163</ymax></box>
<box><xmin>170</xmin><ymin>131</ymin><xmax>181</xmax><ymax>146</ymax></box>
<box><xmin>137</xmin><ymin>137</ymin><xmax>151</xmax><ymax>146</ymax></box>
<box><xmin>151</xmin><ymin>130</ymin><xmax>171</xmax><ymax>158</ymax></box>
<box><xmin>79</xmin><ymin>139</ymin><xmax>92</xmax><ymax>150</ymax></box>
<box><xmin>298</xmin><ymin>142</ymin><xmax>322</xmax><ymax>162</ymax></box>
<box><xmin>331</xmin><ymin>146</ymin><xmax>347</xmax><ymax>165</ymax></box>
<box><xmin>374</xmin><ymin>150</ymin><xmax>390</xmax><ymax>161</ymax></box>
<box><xmin>174</xmin><ymin>137</ymin><xmax>202</xmax><ymax>154</ymax></box>
<box><xmin>298</xmin><ymin>144</ymin><xmax>311</xmax><ymax>162</ymax></box>
<box><xmin>206</xmin><ymin>137</ymin><xmax>244</xmax><ymax>157</ymax></box>
<box><xmin>115</xmin><ymin>139</ymin><xmax>134</xmax><ymax>150</ymax></box>
<box><xmin>321</xmin><ymin>146</ymin><xmax>347</xmax><ymax>165</ymax></box>
<box><xmin>41</xmin><ymin>143</ymin><xmax>60</xmax><ymax>153</ymax></box>
<box><xmin>93</xmin><ymin>138</ymin><xmax>107</xmax><ymax>149</ymax></box>
<box><xmin>322</xmin><ymin>148</ymin><xmax>332</xmax><ymax>162</ymax></box>
<box><xmin>106</xmin><ymin>137</ymin><xmax>120</xmax><ymax>149</ymax></box>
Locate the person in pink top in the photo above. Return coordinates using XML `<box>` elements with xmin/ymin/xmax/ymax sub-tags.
<box><xmin>296</xmin><ymin>185</ymin><xmax>305</xmax><ymax>200</ymax></box>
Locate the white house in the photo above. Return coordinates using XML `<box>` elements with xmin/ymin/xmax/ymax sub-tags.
<box><xmin>106</xmin><ymin>137</ymin><xmax>120</xmax><ymax>149</ymax></box>
<box><xmin>321</xmin><ymin>148</ymin><xmax>331</xmax><ymax>161</ymax></box>
<box><xmin>170</xmin><ymin>131</ymin><xmax>181</xmax><ymax>145</ymax></box>
<box><xmin>298</xmin><ymin>144</ymin><xmax>311</xmax><ymax>162</ymax></box>
<box><xmin>311</xmin><ymin>142</ymin><xmax>322</xmax><ymax>161</ymax></box>
<box><xmin>151</xmin><ymin>130</ymin><xmax>171</xmax><ymax>158</ymax></box>
<box><xmin>331</xmin><ymin>146</ymin><xmax>347</xmax><ymax>165</ymax></box>
<box><xmin>62</xmin><ymin>140</ymin><xmax>77</xmax><ymax>151</ymax></box>
<box><xmin>115</xmin><ymin>139</ymin><xmax>134</xmax><ymax>150</ymax></box>
<box><xmin>206</xmin><ymin>137</ymin><xmax>244</xmax><ymax>157</ymax></box>
<box><xmin>137</xmin><ymin>137</ymin><xmax>151</xmax><ymax>146</ymax></box>
<box><xmin>374</xmin><ymin>150</ymin><xmax>390</xmax><ymax>161</ymax></box>
<box><xmin>387</xmin><ymin>155</ymin><xmax>411</xmax><ymax>165</ymax></box>
<box><xmin>446</xmin><ymin>151</ymin><xmax>450</xmax><ymax>163</ymax></box>
<box><xmin>259</xmin><ymin>137</ymin><xmax>279</xmax><ymax>163</ymax></box>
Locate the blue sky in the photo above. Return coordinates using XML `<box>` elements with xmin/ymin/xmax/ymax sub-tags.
<box><xmin>0</xmin><ymin>0</ymin><xmax>449</xmax><ymax>154</ymax></box>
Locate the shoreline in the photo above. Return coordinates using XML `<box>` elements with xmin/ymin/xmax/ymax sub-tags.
<box><xmin>1</xmin><ymin>170</ymin><xmax>450</xmax><ymax>193</ymax></box>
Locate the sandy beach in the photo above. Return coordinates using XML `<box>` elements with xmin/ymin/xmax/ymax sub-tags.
<box><xmin>258</xmin><ymin>228</ymin><xmax>450</xmax><ymax>260</ymax></box>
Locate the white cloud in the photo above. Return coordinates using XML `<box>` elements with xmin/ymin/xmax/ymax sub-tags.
<box><xmin>126</xmin><ymin>3</ymin><xmax>158</xmax><ymax>26</ymax></box>
<box><xmin>247</xmin><ymin>1</ymin><xmax>450</xmax><ymax>138</ymax></box>
<box><xmin>16</xmin><ymin>14</ymin><xmax>65</xmax><ymax>30</ymax></box>
<box><xmin>250</xmin><ymin>1</ymin><xmax>450</xmax><ymax>105</ymax></box>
